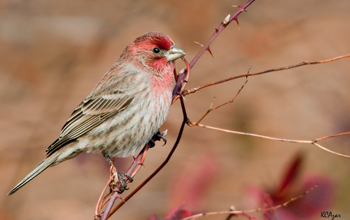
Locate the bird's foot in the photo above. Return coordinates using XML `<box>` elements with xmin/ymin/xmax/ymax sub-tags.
<box><xmin>148</xmin><ymin>130</ymin><xmax>167</xmax><ymax>148</ymax></box>
<box><xmin>110</xmin><ymin>171</ymin><xmax>133</xmax><ymax>193</ymax></box>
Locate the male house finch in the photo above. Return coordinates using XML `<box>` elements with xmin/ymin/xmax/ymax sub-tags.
<box><xmin>8</xmin><ymin>32</ymin><xmax>185</xmax><ymax>195</ymax></box>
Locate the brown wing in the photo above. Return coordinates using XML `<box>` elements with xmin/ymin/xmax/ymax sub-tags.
<box><xmin>46</xmin><ymin>92</ymin><xmax>133</xmax><ymax>156</ymax></box>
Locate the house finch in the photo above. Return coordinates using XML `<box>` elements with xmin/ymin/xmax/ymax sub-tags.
<box><xmin>8</xmin><ymin>32</ymin><xmax>185</xmax><ymax>195</ymax></box>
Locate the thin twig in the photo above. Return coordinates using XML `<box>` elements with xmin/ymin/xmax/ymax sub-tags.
<box><xmin>315</xmin><ymin>131</ymin><xmax>350</xmax><ymax>142</ymax></box>
<box><xmin>190</xmin><ymin>76</ymin><xmax>249</xmax><ymax>126</ymax></box>
<box><xmin>312</xmin><ymin>142</ymin><xmax>350</xmax><ymax>158</ymax></box>
<box><xmin>225</xmin><ymin>206</ymin><xmax>261</xmax><ymax>220</ymax></box>
<box><xmin>194</xmin><ymin>123</ymin><xmax>350</xmax><ymax>158</ymax></box>
<box><xmin>183</xmin><ymin>61</ymin><xmax>350</xmax><ymax>159</ymax></box>
<box><xmin>181</xmin><ymin>184</ymin><xmax>319</xmax><ymax>220</ymax></box>
<box><xmin>183</xmin><ymin>54</ymin><xmax>350</xmax><ymax>97</ymax></box>
<box><xmin>95</xmin><ymin>174</ymin><xmax>113</xmax><ymax>219</ymax></box>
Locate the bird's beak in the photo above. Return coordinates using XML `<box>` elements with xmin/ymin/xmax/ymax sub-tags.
<box><xmin>165</xmin><ymin>45</ymin><xmax>186</xmax><ymax>61</ymax></box>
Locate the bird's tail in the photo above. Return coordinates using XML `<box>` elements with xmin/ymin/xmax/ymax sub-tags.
<box><xmin>7</xmin><ymin>154</ymin><xmax>59</xmax><ymax>195</ymax></box>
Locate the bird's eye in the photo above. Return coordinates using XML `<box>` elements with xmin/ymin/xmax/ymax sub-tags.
<box><xmin>153</xmin><ymin>47</ymin><xmax>160</xmax><ymax>53</ymax></box>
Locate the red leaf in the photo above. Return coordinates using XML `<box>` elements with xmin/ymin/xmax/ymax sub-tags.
<box><xmin>275</xmin><ymin>152</ymin><xmax>303</xmax><ymax>196</ymax></box>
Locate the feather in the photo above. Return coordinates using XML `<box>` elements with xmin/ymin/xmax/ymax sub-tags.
<box><xmin>7</xmin><ymin>154</ymin><xmax>60</xmax><ymax>195</ymax></box>
<box><xmin>46</xmin><ymin>96</ymin><xmax>133</xmax><ymax>156</ymax></box>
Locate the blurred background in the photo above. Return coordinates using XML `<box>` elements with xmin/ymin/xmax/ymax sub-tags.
<box><xmin>1</xmin><ymin>0</ymin><xmax>350</xmax><ymax>219</ymax></box>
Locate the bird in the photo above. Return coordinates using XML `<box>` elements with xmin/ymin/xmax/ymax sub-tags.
<box><xmin>8</xmin><ymin>31</ymin><xmax>186</xmax><ymax>195</ymax></box>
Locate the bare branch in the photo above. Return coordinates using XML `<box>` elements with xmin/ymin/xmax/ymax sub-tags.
<box><xmin>189</xmin><ymin>76</ymin><xmax>249</xmax><ymax>126</ymax></box>
<box><xmin>194</xmin><ymin>123</ymin><xmax>350</xmax><ymax>158</ymax></box>
<box><xmin>95</xmin><ymin>170</ymin><xmax>114</xmax><ymax>219</ymax></box>
<box><xmin>315</xmin><ymin>131</ymin><xmax>350</xmax><ymax>142</ymax></box>
<box><xmin>226</xmin><ymin>206</ymin><xmax>261</xmax><ymax>220</ymax></box>
<box><xmin>184</xmin><ymin>54</ymin><xmax>350</xmax><ymax>97</ymax></box>
<box><xmin>181</xmin><ymin>184</ymin><xmax>319</xmax><ymax>220</ymax></box>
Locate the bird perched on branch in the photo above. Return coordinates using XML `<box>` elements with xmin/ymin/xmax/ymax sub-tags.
<box><xmin>8</xmin><ymin>32</ymin><xmax>186</xmax><ymax>195</ymax></box>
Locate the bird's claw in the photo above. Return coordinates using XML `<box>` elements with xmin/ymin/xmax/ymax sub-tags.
<box><xmin>111</xmin><ymin>172</ymin><xmax>132</xmax><ymax>193</ymax></box>
<box><xmin>148</xmin><ymin>130</ymin><xmax>167</xmax><ymax>148</ymax></box>
<box><xmin>148</xmin><ymin>139</ymin><xmax>156</xmax><ymax>148</ymax></box>
<box><xmin>124</xmin><ymin>173</ymin><xmax>133</xmax><ymax>183</ymax></box>
<box><xmin>160</xmin><ymin>135</ymin><xmax>167</xmax><ymax>146</ymax></box>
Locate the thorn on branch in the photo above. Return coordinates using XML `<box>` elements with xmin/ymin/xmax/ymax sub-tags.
<box><xmin>239</xmin><ymin>5</ymin><xmax>248</xmax><ymax>12</ymax></box>
<box><xmin>194</xmin><ymin>41</ymin><xmax>214</xmax><ymax>58</ymax></box>
<box><xmin>232</xmin><ymin>5</ymin><xmax>248</xmax><ymax>12</ymax></box>
<box><xmin>234</xmin><ymin>18</ymin><xmax>240</xmax><ymax>30</ymax></box>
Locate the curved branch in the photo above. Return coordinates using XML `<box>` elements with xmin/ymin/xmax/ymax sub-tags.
<box><xmin>195</xmin><ymin>123</ymin><xmax>350</xmax><ymax>159</ymax></box>
<box><xmin>190</xmin><ymin>76</ymin><xmax>249</xmax><ymax>125</ymax></box>
<box><xmin>182</xmin><ymin>184</ymin><xmax>319</xmax><ymax>220</ymax></box>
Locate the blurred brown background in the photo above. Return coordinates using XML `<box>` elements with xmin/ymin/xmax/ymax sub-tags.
<box><xmin>1</xmin><ymin>0</ymin><xmax>350</xmax><ymax>219</ymax></box>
